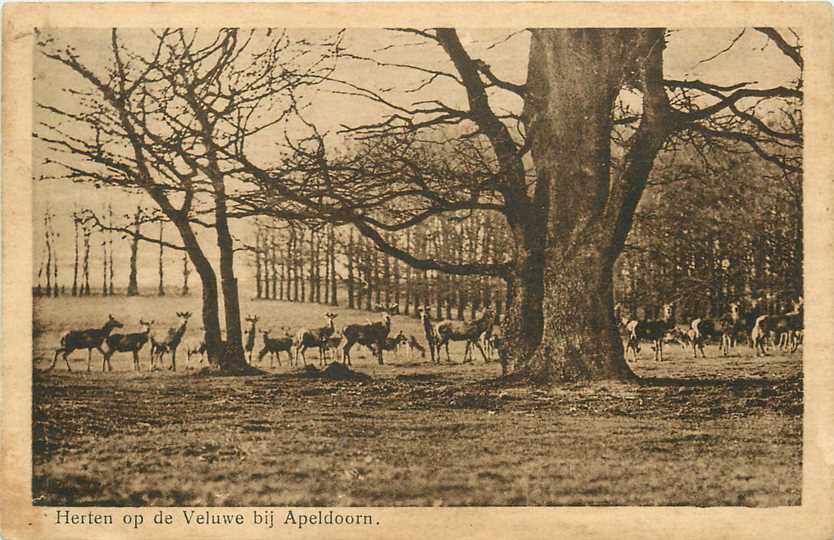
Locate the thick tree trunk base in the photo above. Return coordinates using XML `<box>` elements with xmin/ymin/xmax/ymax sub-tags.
<box><xmin>506</xmin><ymin>246</ymin><xmax>637</xmax><ymax>384</ymax></box>
<box><xmin>198</xmin><ymin>353</ymin><xmax>264</xmax><ymax>376</ymax></box>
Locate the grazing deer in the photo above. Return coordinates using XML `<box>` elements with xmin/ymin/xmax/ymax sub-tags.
<box><xmin>341</xmin><ymin>310</ymin><xmax>393</xmax><ymax>366</ymax></box>
<box><xmin>151</xmin><ymin>312</ymin><xmax>191</xmax><ymax>371</ymax></box>
<box><xmin>258</xmin><ymin>328</ymin><xmax>294</xmax><ymax>367</ymax></box>
<box><xmin>102</xmin><ymin>320</ymin><xmax>154</xmax><ymax>372</ymax></box>
<box><xmin>435</xmin><ymin>308</ymin><xmax>495</xmax><ymax>364</ymax></box>
<box><xmin>370</xmin><ymin>332</ymin><xmax>408</xmax><ymax>360</ymax></box>
<box><xmin>50</xmin><ymin>314</ymin><xmax>124</xmax><ymax>371</ymax></box>
<box><xmin>244</xmin><ymin>315</ymin><xmax>259</xmax><ymax>364</ymax></box>
<box><xmin>417</xmin><ymin>305</ymin><xmax>437</xmax><ymax>364</ymax></box>
<box><xmin>294</xmin><ymin>312</ymin><xmax>338</xmax><ymax>366</ymax></box>
<box><xmin>401</xmin><ymin>334</ymin><xmax>426</xmax><ymax>361</ymax></box>
<box><xmin>625</xmin><ymin>304</ymin><xmax>675</xmax><ymax>362</ymax></box>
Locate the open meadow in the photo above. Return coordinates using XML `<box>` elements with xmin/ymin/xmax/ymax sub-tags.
<box><xmin>31</xmin><ymin>295</ymin><xmax>802</xmax><ymax>507</ymax></box>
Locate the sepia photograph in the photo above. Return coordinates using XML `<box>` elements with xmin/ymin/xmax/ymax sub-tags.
<box><xmin>3</xmin><ymin>2</ymin><xmax>833</xmax><ymax>538</ymax></box>
<box><xmin>28</xmin><ymin>24</ymin><xmax>805</xmax><ymax>507</ymax></box>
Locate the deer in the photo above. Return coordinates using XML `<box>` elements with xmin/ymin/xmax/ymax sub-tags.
<box><xmin>258</xmin><ymin>328</ymin><xmax>294</xmax><ymax>367</ymax></box>
<box><xmin>185</xmin><ymin>339</ymin><xmax>207</xmax><ymax>367</ymax></box>
<box><xmin>400</xmin><ymin>333</ymin><xmax>426</xmax><ymax>361</ymax></box>
<box><xmin>624</xmin><ymin>303</ymin><xmax>675</xmax><ymax>362</ymax></box>
<box><xmin>322</xmin><ymin>335</ymin><xmax>345</xmax><ymax>364</ymax></box>
<box><xmin>777</xmin><ymin>297</ymin><xmax>804</xmax><ymax>353</ymax></box>
<box><xmin>50</xmin><ymin>314</ymin><xmax>124</xmax><ymax>372</ymax></box>
<box><xmin>370</xmin><ymin>331</ymin><xmax>408</xmax><ymax>360</ymax></box>
<box><xmin>294</xmin><ymin>312</ymin><xmax>338</xmax><ymax>366</ymax></box>
<box><xmin>689</xmin><ymin>302</ymin><xmax>745</xmax><ymax>358</ymax></box>
<box><xmin>340</xmin><ymin>310</ymin><xmax>393</xmax><ymax>366</ymax></box>
<box><xmin>751</xmin><ymin>314</ymin><xmax>770</xmax><ymax>356</ymax></box>
<box><xmin>417</xmin><ymin>305</ymin><xmax>438</xmax><ymax>364</ymax></box>
<box><xmin>151</xmin><ymin>312</ymin><xmax>191</xmax><ymax>371</ymax></box>
<box><xmin>373</xmin><ymin>302</ymin><xmax>400</xmax><ymax>315</ymax></box>
<box><xmin>102</xmin><ymin>319</ymin><xmax>154</xmax><ymax>371</ymax></box>
<box><xmin>243</xmin><ymin>315</ymin><xmax>259</xmax><ymax>364</ymax></box>
<box><xmin>480</xmin><ymin>323</ymin><xmax>501</xmax><ymax>362</ymax></box>
<box><xmin>434</xmin><ymin>307</ymin><xmax>495</xmax><ymax>364</ymax></box>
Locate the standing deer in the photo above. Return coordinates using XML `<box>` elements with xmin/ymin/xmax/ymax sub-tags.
<box><xmin>341</xmin><ymin>310</ymin><xmax>393</xmax><ymax>366</ymax></box>
<box><xmin>185</xmin><ymin>339</ymin><xmax>207</xmax><ymax>366</ymax></box>
<box><xmin>50</xmin><ymin>314</ymin><xmax>124</xmax><ymax>371</ymax></box>
<box><xmin>417</xmin><ymin>305</ymin><xmax>437</xmax><ymax>364</ymax></box>
<box><xmin>258</xmin><ymin>328</ymin><xmax>294</xmax><ymax>367</ymax></box>
<box><xmin>401</xmin><ymin>334</ymin><xmax>426</xmax><ymax>361</ymax></box>
<box><xmin>294</xmin><ymin>312</ymin><xmax>338</xmax><ymax>366</ymax></box>
<box><xmin>435</xmin><ymin>308</ymin><xmax>495</xmax><ymax>364</ymax></box>
<box><xmin>751</xmin><ymin>314</ymin><xmax>770</xmax><ymax>356</ymax></box>
<box><xmin>102</xmin><ymin>319</ymin><xmax>154</xmax><ymax>371</ymax></box>
<box><xmin>244</xmin><ymin>315</ymin><xmax>259</xmax><ymax>364</ymax></box>
<box><xmin>689</xmin><ymin>302</ymin><xmax>744</xmax><ymax>358</ymax></box>
<box><xmin>151</xmin><ymin>312</ymin><xmax>191</xmax><ymax>371</ymax></box>
<box><xmin>322</xmin><ymin>335</ymin><xmax>344</xmax><ymax>364</ymax></box>
<box><xmin>624</xmin><ymin>304</ymin><xmax>675</xmax><ymax>362</ymax></box>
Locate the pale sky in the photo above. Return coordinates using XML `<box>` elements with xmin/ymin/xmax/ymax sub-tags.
<box><xmin>32</xmin><ymin>28</ymin><xmax>801</xmax><ymax>289</ymax></box>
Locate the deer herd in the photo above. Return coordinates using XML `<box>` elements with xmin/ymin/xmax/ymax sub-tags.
<box><xmin>617</xmin><ymin>295</ymin><xmax>804</xmax><ymax>362</ymax></box>
<box><xmin>44</xmin><ymin>294</ymin><xmax>802</xmax><ymax>373</ymax></box>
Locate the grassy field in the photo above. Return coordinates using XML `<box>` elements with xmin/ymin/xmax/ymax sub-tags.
<box><xmin>32</xmin><ymin>295</ymin><xmax>802</xmax><ymax>506</ymax></box>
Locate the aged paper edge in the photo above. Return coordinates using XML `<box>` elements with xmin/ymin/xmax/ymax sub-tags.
<box><xmin>3</xmin><ymin>2</ymin><xmax>833</xmax><ymax>539</ymax></box>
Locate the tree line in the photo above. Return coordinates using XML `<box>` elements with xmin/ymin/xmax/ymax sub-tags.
<box><xmin>33</xmin><ymin>205</ymin><xmax>192</xmax><ymax>298</ymax></box>
<box><xmin>247</xmin><ymin>213</ymin><xmax>510</xmax><ymax>321</ymax></box>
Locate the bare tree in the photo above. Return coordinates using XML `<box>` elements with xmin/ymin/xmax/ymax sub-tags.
<box><xmin>36</xmin><ymin>28</ymin><xmax>338</xmax><ymax>370</ymax></box>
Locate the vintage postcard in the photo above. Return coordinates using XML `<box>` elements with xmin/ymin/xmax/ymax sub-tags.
<box><xmin>2</xmin><ymin>2</ymin><xmax>833</xmax><ymax>539</ymax></box>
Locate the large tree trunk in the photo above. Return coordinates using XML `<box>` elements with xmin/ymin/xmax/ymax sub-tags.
<box><xmin>514</xmin><ymin>28</ymin><xmax>669</xmax><ymax>382</ymax></box>
<box><xmin>169</xmin><ymin>217</ymin><xmax>224</xmax><ymax>366</ymax></box>
<box><xmin>213</xmin><ymin>180</ymin><xmax>247</xmax><ymax>370</ymax></box>
<box><xmin>499</xmin><ymin>249</ymin><xmax>544</xmax><ymax>375</ymax></box>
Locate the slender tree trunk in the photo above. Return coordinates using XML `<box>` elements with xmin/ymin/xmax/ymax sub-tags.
<box><xmin>50</xmin><ymin>221</ymin><xmax>59</xmax><ymax>297</ymax></box>
<box><xmin>309</xmin><ymin>230</ymin><xmax>317</xmax><ymax>303</ymax></box>
<box><xmin>289</xmin><ymin>227</ymin><xmax>298</xmax><ymax>301</ymax></box>
<box><xmin>102</xmin><ymin>235</ymin><xmax>108</xmax><ymax>296</ymax></box>
<box><xmin>72</xmin><ymin>214</ymin><xmax>79</xmax><ymax>296</ymax></box>
<box><xmin>127</xmin><ymin>207</ymin><xmax>141</xmax><ymax>296</ymax></box>
<box><xmin>298</xmin><ymin>229</ymin><xmax>306</xmax><ymax>302</ymax></box>
<box><xmin>108</xmin><ymin>205</ymin><xmax>115</xmax><ymax>296</ymax></box>
<box><xmin>372</xmin><ymin>248</ymin><xmax>381</xmax><ymax>306</ymax></box>
<box><xmin>329</xmin><ymin>225</ymin><xmax>338</xmax><ymax>305</ymax></box>
<box><xmin>255</xmin><ymin>222</ymin><xmax>263</xmax><ymax>299</ymax></box>
<box><xmin>181</xmin><ymin>252</ymin><xmax>190</xmax><ymax>296</ymax></box>
<box><xmin>347</xmin><ymin>228</ymin><xmax>355</xmax><ymax>309</ymax></box>
<box><xmin>157</xmin><ymin>221</ymin><xmax>165</xmax><ymax>296</ymax></box>
<box><xmin>44</xmin><ymin>212</ymin><xmax>53</xmax><ymax>295</ymax></box>
<box><xmin>403</xmin><ymin>229</ymin><xmax>412</xmax><ymax>315</ymax></box>
<box><xmin>83</xmin><ymin>225</ymin><xmax>91</xmax><ymax>295</ymax></box>
<box><xmin>270</xmin><ymin>229</ymin><xmax>278</xmax><ymax>300</ymax></box>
